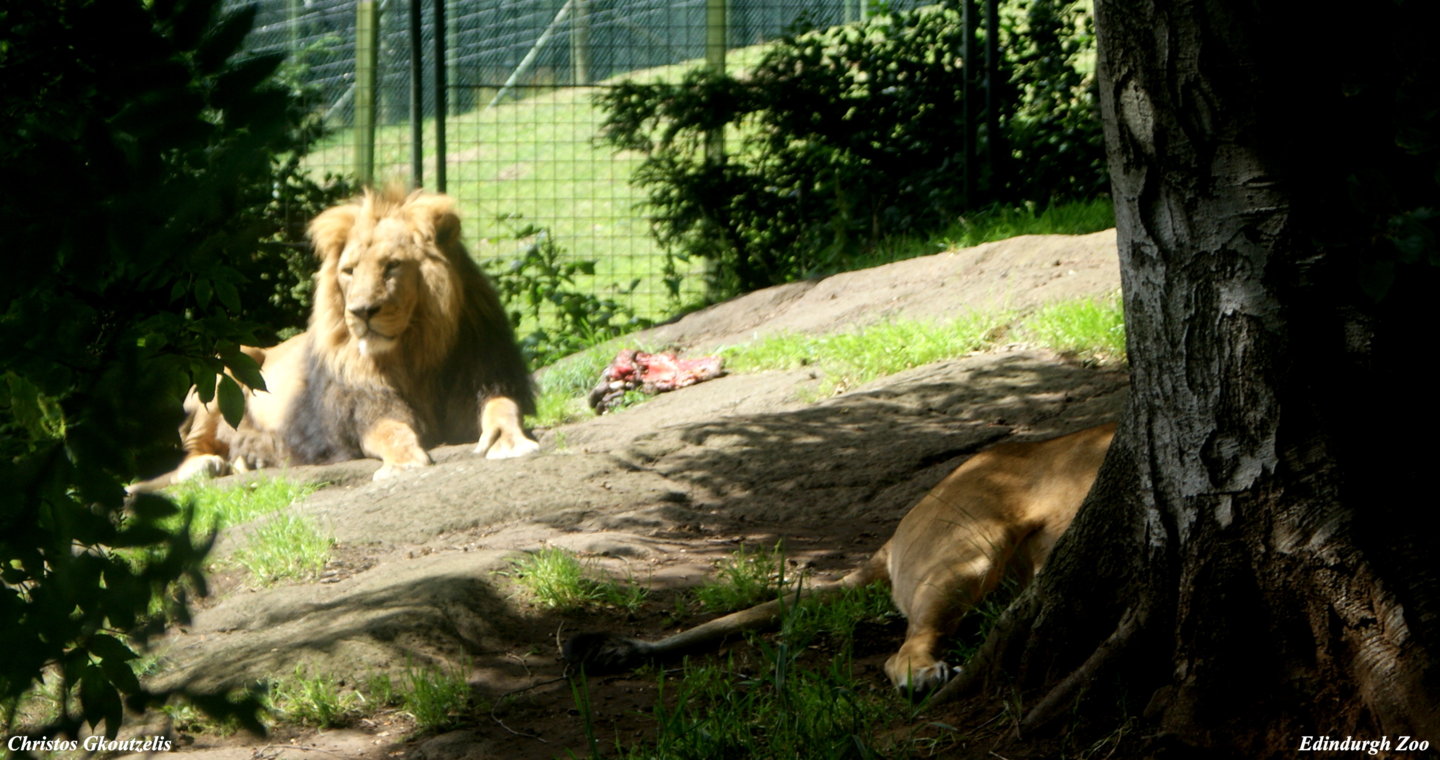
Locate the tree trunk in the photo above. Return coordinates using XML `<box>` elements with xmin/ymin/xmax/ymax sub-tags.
<box><xmin>951</xmin><ymin>1</ymin><xmax>1440</xmax><ymax>755</ymax></box>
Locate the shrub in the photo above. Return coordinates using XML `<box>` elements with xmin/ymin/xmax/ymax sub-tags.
<box><xmin>0</xmin><ymin>0</ymin><xmax>338</xmax><ymax>741</ymax></box>
<box><xmin>483</xmin><ymin>218</ymin><xmax>653</xmax><ymax>368</ymax></box>
<box><xmin>597</xmin><ymin>0</ymin><xmax>1103</xmax><ymax>298</ymax></box>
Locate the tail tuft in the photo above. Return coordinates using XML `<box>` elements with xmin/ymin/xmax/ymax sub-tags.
<box><xmin>562</xmin><ymin>632</ymin><xmax>653</xmax><ymax>673</ymax></box>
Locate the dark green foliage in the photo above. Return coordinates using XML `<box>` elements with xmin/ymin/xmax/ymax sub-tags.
<box><xmin>0</xmin><ymin>0</ymin><xmax>336</xmax><ymax>742</ymax></box>
<box><xmin>232</xmin><ymin>146</ymin><xmax>356</xmax><ymax>335</ymax></box>
<box><xmin>1003</xmin><ymin>1</ymin><xmax>1107</xmax><ymax>203</ymax></box>
<box><xmin>483</xmin><ymin>218</ymin><xmax>653</xmax><ymax>368</ymax></box>
<box><xmin>597</xmin><ymin>0</ymin><xmax>1104</xmax><ymax>297</ymax></box>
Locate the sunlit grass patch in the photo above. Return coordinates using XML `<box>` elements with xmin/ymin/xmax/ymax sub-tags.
<box><xmin>505</xmin><ymin>546</ymin><xmax>648</xmax><ymax>614</ymax></box>
<box><xmin>719</xmin><ymin>313</ymin><xmax>1011</xmax><ymax>397</ymax></box>
<box><xmin>940</xmin><ymin>197</ymin><xmax>1116</xmax><ymax>250</ymax></box>
<box><xmin>166</xmin><ymin>475</ymin><xmax>318</xmax><ymax>535</ymax></box>
<box><xmin>398</xmin><ymin>661</ymin><xmax>472</xmax><ymax>732</ymax></box>
<box><xmin>1017</xmin><ymin>292</ymin><xmax>1127</xmax><ymax>363</ymax></box>
<box><xmin>228</xmin><ymin>512</ymin><xmax>333</xmax><ymax>586</ymax></box>
<box><xmin>267</xmin><ymin>665</ymin><xmax>364</xmax><ymax>728</ymax></box>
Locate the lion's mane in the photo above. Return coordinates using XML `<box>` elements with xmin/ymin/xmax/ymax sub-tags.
<box><xmin>280</xmin><ymin>186</ymin><xmax>534</xmax><ymax>464</ymax></box>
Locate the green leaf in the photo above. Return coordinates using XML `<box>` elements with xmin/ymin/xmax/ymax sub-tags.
<box><xmin>217</xmin><ymin>374</ymin><xmax>246</xmax><ymax>429</ymax></box>
<box><xmin>88</xmin><ymin>633</ymin><xmax>137</xmax><ymax>663</ymax></box>
<box><xmin>215</xmin><ymin>278</ymin><xmax>241</xmax><ymax>313</ymax></box>
<box><xmin>99</xmin><ymin>656</ymin><xmax>142</xmax><ymax>695</ymax></box>
<box><xmin>194</xmin><ymin>368</ymin><xmax>217</xmax><ymax>404</ymax></box>
<box><xmin>80</xmin><ymin>663</ymin><xmax>122</xmax><ymax>732</ymax></box>
<box><xmin>221</xmin><ymin>347</ymin><xmax>266</xmax><ymax>392</ymax></box>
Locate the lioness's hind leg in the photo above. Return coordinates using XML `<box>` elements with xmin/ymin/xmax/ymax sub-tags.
<box><xmin>476</xmin><ymin>397</ymin><xmax>540</xmax><ymax>459</ymax></box>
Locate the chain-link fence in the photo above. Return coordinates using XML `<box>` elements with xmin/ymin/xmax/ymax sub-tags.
<box><xmin>235</xmin><ymin>0</ymin><xmax>927</xmax><ymax>328</ymax></box>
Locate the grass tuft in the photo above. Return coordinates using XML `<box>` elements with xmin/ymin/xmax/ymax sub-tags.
<box><xmin>165</xmin><ymin>476</ymin><xmax>318</xmax><ymax>536</ymax></box>
<box><xmin>267</xmin><ymin>665</ymin><xmax>364</xmax><ymax>728</ymax></box>
<box><xmin>941</xmin><ymin>198</ymin><xmax>1115</xmax><ymax>250</ymax></box>
<box><xmin>719</xmin><ymin>313</ymin><xmax>1010</xmax><ymax>398</ymax></box>
<box><xmin>506</xmin><ymin>546</ymin><xmax>648</xmax><ymax>614</ymax></box>
<box><xmin>691</xmin><ymin>542</ymin><xmax>791</xmax><ymax>614</ymax></box>
<box><xmin>229</xmin><ymin>513</ymin><xmax>334</xmax><ymax>586</ymax></box>
<box><xmin>400</xmin><ymin>661</ymin><xmax>472</xmax><ymax>732</ymax></box>
<box><xmin>1017</xmin><ymin>292</ymin><xmax>1127</xmax><ymax>363</ymax></box>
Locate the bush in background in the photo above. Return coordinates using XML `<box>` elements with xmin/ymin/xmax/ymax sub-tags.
<box><xmin>483</xmin><ymin>218</ymin><xmax>654</xmax><ymax>368</ymax></box>
<box><xmin>598</xmin><ymin>0</ymin><xmax>1103</xmax><ymax>297</ymax></box>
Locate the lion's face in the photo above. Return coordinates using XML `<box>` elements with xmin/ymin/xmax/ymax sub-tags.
<box><xmin>334</xmin><ymin>218</ymin><xmax>425</xmax><ymax>356</ymax></box>
<box><xmin>308</xmin><ymin>189</ymin><xmax>465</xmax><ymax>365</ymax></box>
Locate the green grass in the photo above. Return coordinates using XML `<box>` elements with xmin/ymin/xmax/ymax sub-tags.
<box><xmin>165</xmin><ymin>476</ymin><xmax>331</xmax><ymax>587</ymax></box>
<box><xmin>717</xmin><ymin>312</ymin><xmax>1012</xmax><ymax>398</ymax></box>
<box><xmin>264</xmin><ymin>661</ymin><xmax>471</xmax><ymax>734</ymax></box>
<box><xmin>940</xmin><ymin>198</ymin><xmax>1116</xmax><ymax>249</ymax></box>
<box><xmin>399</xmin><ymin>661</ymin><xmax>472</xmax><ymax>732</ymax></box>
<box><xmin>691</xmin><ymin>542</ymin><xmax>791</xmax><ymax>614</ymax></box>
<box><xmin>505</xmin><ymin>547</ymin><xmax>648</xmax><ymax>614</ymax></box>
<box><xmin>267</xmin><ymin>665</ymin><xmax>364</xmax><ymax>728</ymax></box>
<box><xmin>122</xmin><ymin>477</ymin><xmax>323</xmax><ymax>592</ymax></box>
<box><xmin>573</xmin><ymin>562</ymin><xmax>1015</xmax><ymax>757</ymax></box>
<box><xmin>229</xmin><ymin>512</ymin><xmax>334</xmax><ymax>586</ymax></box>
<box><xmin>577</xmin><ymin>582</ymin><xmax>948</xmax><ymax>759</ymax></box>
<box><xmin>165</xmin><ymin>476</ymin><xmax>318</xmax><ymax>535</ymax></box>
<box><xmin>1017</xmin><ymin>292</ymin><xmax>1127</xmax><ymax>363</ymax></box>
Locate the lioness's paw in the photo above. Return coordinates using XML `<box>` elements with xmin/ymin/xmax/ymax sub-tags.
<box><xmin>477</xmin><ymin>432</ymin><xmax>540</xmax><ymax>460</ymax></box>
<box><xmin>886</xmin><ymin>654</ymin><xmax>955</xmax><ymax>695</ymax></box>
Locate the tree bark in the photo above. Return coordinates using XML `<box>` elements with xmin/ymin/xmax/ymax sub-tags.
<box><xmin>953</xmin><ymin>1</ymin><xmax>1440</xmax><ymax>755</ymax></box>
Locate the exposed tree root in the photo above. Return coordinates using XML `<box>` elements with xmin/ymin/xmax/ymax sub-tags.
<box><xmin>1019</xmin><ymin>603</ymin><xmax>1146</xmax><ymax>732</ymax></box>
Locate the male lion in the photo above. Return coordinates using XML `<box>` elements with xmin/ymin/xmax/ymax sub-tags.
<box><xmin>564</xmin><ymin>423</ymin><xmax>1115</xmax><ymax>692</ymax></box>
<box><xmin>156</xmin><ymin>187</ymin><xmax>539</xmax><ymax>485</ymax></box>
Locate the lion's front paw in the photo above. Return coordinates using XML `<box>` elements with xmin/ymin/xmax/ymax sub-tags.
<box><xmin>176</xmin><ymin>454</ymin><xmax>228</xmax><ymax>482</ymax></box>
<box><xmin>372</xmin><ymin>456</ymin><xmax>430</xmax><ymax>481</ymax></box>
<box><xmin>479</xmin><ymin>432</ymin><xmax>540</xmax><ymax>460</ymax></box>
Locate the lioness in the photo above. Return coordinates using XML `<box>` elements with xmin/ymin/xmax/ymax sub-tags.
<box><xmin>565</xmin><ymin>423</ymin><xmax>1115</xmax><ymax>692</ymax></box>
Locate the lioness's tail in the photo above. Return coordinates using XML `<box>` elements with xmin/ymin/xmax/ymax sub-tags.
<box><xmin>563</xmin><ymin>549</ymin><xmax>890</xmax><ymax>673</ymax></box>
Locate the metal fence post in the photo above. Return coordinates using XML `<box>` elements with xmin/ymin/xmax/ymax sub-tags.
<box><xmin>355</xmin><ymin>0</ymin><xmax>379</xmax><ymax>185</ymax></box>
<box><xmin>571</xmin><ymin>0</ymin><xmax>591</xmax><ymax>85</ymax></box>
<box><xmin>704</xmin><ymin>0</ymin><xmax>727</xmax><ymax>164</ymax></box>
<box><xmin>434</xmin><ymin>0</ymin><xmax>448</xmax><ymax>193</ymax></box>
<box><xmin>409</xmin><ymin>0</ymin><xmax>424</xmax><ymax>188</ymax></box>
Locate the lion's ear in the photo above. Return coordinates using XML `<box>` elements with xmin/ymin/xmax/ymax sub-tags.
<box><xmin>309</xmin><ymin>204</ymin><xmax>360</xmax><ymax>262</ymax></box>
<box><xmin>407</xmin><ymin>193</ymin><xmax>461</xmax><ymax>248</ymax></box>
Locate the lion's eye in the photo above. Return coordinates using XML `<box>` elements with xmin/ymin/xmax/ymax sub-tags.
<box><xmin>340</xmin><ymin>266</ymin><xmax>355</xmax><ymax>277</ymax></box>
<box><xmin>384</xmin><ymin>261</ymin><xmax>400</xmax><ymax>277</ymax></box>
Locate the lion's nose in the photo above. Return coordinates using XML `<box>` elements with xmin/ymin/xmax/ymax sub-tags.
<box><xmin>349</xmin><ymin>303</ymin><xmax>381</xmax><ymax>321</ymax></box>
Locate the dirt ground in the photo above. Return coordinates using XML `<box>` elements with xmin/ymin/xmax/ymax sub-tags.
<box><xmin>129</xmin><ymin>230</ymin><xmax>1125</xmax><ymax>759</ymax></box>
